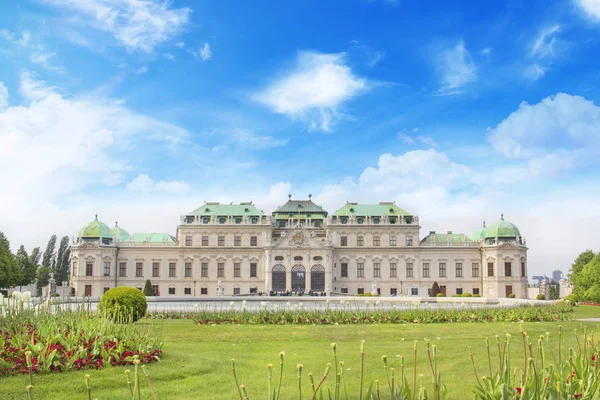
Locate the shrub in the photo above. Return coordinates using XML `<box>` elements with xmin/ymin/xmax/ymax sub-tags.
<box><xmin>430</xmin><ymin>282</ymin><xmax>441</xmax><ymax>297</ymax></box>
<box><xmin>472</xmin><ymin>294</ymin><xmax>481</xmax><ymax>297</ymax></box>
<box><xmin>452</xmin><ymin>294</ymin><xmax>461</xmax><ymax>297</ymax></box>
<box><xmin>507</xmin><ymin>293</ymin><xmax>516</xmax><ymax>298</ymax></box>
<box><xmin>461</xmin><ymin>293</ymin><xmax>472</xmax><ymax>297</ymax></box>
<box><xmin>536</xmin><ymin>294</ymin><xmax>546</xmax><ymax>300</ymax></box>
<box><xmin>99</xmin><ymin>286</ymin><xmax>148</xmax><ymax>322</ymax></box>
<box><xmin>436</xmin><ymin>292</ymin><xmax>445</xmax><ymax>297</ymax></box>
<box><xmin>565</xmin><ymin>293</ymin><xmax>576</xmax><ymax>303</ymax></box>
<box><xmin>143</xmin><ymin>279</ymin><xmax>154</xmax><ymax>297</ymax></box>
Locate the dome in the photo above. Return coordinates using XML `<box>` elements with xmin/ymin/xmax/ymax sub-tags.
<box><xmin>471</xmin><ymin>222</ymin><xmax>487</xmax><ymax>242</ymax></box>
<box><xmin>78</xmin><ymin>214</ymin><xmax>113</xmax><ymax>239</ymax></box>
<box><xmin>484</xmin><ymin>214</ymin><xmax>521</xmax><ymax>238</ymax></box>
<box><xmin>111</xmin><ymin>221</ymin><xmax>131</xmax><ymax>242</ymax></box>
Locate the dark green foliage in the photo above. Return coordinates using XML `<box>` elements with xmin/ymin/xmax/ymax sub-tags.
<box><xmin>15</xmin><ymin>245</ymin><xmax>37</xmax><ymax>287</ymax></box>
<box><xmin>536</xmin><ymin>294</ymin><xmax>546</xmax><ymax>300</ymax></box>
<box><xmin>143</xmin><ymin>279</ymin><xmax>154</xmax><ymax>296</ymax></box>
<box><xmin>430</xmin><ymin>281</ymin><xmax>441</xmax><ymax>297</ymax></box>
<box><xmin>42</xmin><ymin>235</ymin><xmax>57</xmax><ymax>270</ymax></box>
<box><xmin>36</xmin><ymin>266</ymin><xmax>52</xmax><ymax>295</ymax></box>
<box><xmin>29</xmin><ymin>247</ymin><xmax>41</xmax><ymax>267</ymax></box>
<box><xmin>569</xmin><ymin>250</ymin><xmax>600</xmax><ymax>303</ymax></box>
<box><xmin>98</xmin><ymin>286</ymin><xmax>148</xmax><ymax>323</ymax></box>
<box><xmin>568</xmin><ymin>250</ymin><xmax>594</xmax><ymax>286</ymax></box>
<box><xmin>0</xmin><ymin>232</ymin><xmax>21</xmax><ymax>288</ymax></box>
<box><xmin>549</xmin><ymin>284</ymin><xmax>559</xmax><ymax>300</ymax></box>
<box><xmin>54</xmin><ymin>236</ymin><xmax>70</xmax><ymax>284</ymax></box>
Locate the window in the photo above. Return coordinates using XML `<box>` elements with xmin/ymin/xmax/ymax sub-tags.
<box><xmin>84</xmin><ymin>285</ymin><xmax>92</xmax><ymax>296</ymax></box>
<box><xmin>169</xmin><ymin>262</ymin><xmax>176</xmax><ymax>277</ymax></box>
<box><xmin>152</xmin><ymin>262</ymin><xmax>160</xmax><ymax>277</ymax></box>
<box><xmin>406</xmin><ymin>263</ymin><xmax>414</xmax><ymax>278</ymax></box>
<box><xmin>373</xmin><ymin>236</ymin><xmax>380</xmax><ymax>246</ymax></box>
<box><xmin>440</xmin><ymin>285</ymin><xmax>446</xmax><ymax>295</ymax></box>
<box><xmin>505</xmin><ymin>262</ymin><xmax>512</xmax><ymax>277</ymax></box>
<box><xmin>152</xmin><ymin>285</ymin><xmax>159</xmax><ymax>296</ymax></box>
<box><xmin>411</xmin><ymin>288</ymin><xmax>418</xmax><ymax>296</ymax></box>
<box><xmin>389</xmin><ymin>235</ymin><xmax>396</xmax><ymax>246</ymax></box>
<box><xmin>341</xmin><ymin>263</ymin><xmax>348</xmax><ymax>277</ymax></box>
<box><xmin>439</xmin><ymin>263</ymin><xmax>446</xmax><ymax>278</ymax></box>
<box><xmin>357</xmin><ymin>263</ymin><xmax>365</xmax><ymax>278</ymax></box>
<box><xmin>184</xmin><ymin>287</ymin><xmax>191</xmax><ymax>295</ymax></box>
<box><xmin>136</xmin><ymin>262</ymin><xmax>143</xmax><ymax>277</ymax></box>
<box><xmin>219</xmin><ymin>217</ymin><xmax>226</xmax><ymax>224</ymax></box>
<box><xmin>390</xmin><ymin>263</ymin><xmax>397</xmax><ymax>278</ymax></box>
<box><xmin>357</xmin><ymin>236</ymin><xmax>364</xmax><ymax>246</ymax></box>
<box><xmin>234</xmin><ymin>263</ymin><xmax>241</xmax><ymax>278</ymax></box>
<box><xmin>202</xmin><ymin>236</ymin><xmax>209</xmax><ymax>246</ymax></box>
<box><xmin>521</xmin><ymin>262</ymin><xmax>526</xmax><ymax>277</ymax></box>
<box><xmin>168</xmin><ymin>288</ymin><xmax>175</xmax><ymax>295</ymax></box>
<box><xmin>233</xmin><ymin>288</ymin><xmax>241</xmax><ymax>295</ymax></box>
<box><xmin>86</xmin><ymin>262</ymin><xmax>93</xmax><ymax>276</ymax></box>
<box><xmin>200</xmin><ymin>288</ymin><xmax>208</xmax><ymax>295</ymax></box>
<box><xmin>185</xmin><ymin>262</ymin><xmax>192</xmax><ymax>278</ymax></box>
<box><xmin>456</xmin><ymin>288</ymin><xmax>463</xmax><ymax>295</ymax></box>
<box><xmin>201</xmin><ymin>262</ymin><xmax>208</xmax><ymax>278</ymax></box>
<box><xmin>313</xmin><ymin>256</ymin><xmax>323</xmax><ymax>261</ymax></box>
<box><xmin>185</xmin><ymin>236</ymin><xmax>192</xmax><ymax>246</ymax></box>
<box><xmin>455</xmin><ymin>263</ymin><xmax>463</xmax><ymax>278</ymax></box>
<box><xmin>104</xmin><ymin>262</ymin><xmax>110</xmax><ymax>276</ymax></box>
<box><xmin>235</xmin><ymin>217</ymin><xmax>242</xmax><ymax>224</ymax></box>
<box><xmin>250</xmin><ymin>263</ymin><xmax>257</xmax><ymax>278</ymax></box>
<box><xmin>422</xmin><ymin>263</ymin><xmax>430</xmax><ymax>278</ymax></box>
<box><xmin>218</xmin><ymin>262</ymin><xmax>225</xmax><ymax>278</ymax></box>
<box><xmin>119</xmin><ymin>262</ymin><xmax>127</xmax><ymax>277</ymax></box>
<box><xmin>341</xmin><ymin>236</ymin><xmax>347</xmax><ymax>246</ymax></box>
<box><xmin>341</xmin><ymin>288</ymin><xmax>349</xmax><ymax>294</ymax></box>
<box><xmin>275</xmin><ymin>256</ymin><xmax>284</xmax><ymax>261</ymax></box>
<box><xmin>103</xmin><ymin>287</ymin><xmax>110</xmax><ymax>294</ymax></box>
<box><xmin>373</xmin><ymin>263</ymin><xmax>381</xmax><ymax>278</ymax></box>
<box><xmin>472</xmin><ymin>263</ymin><xmax>479</xmax><ymax>278</ymax></box>
<box><xmin>234</xmin><ymin>236</ymin><xmax>241</xmax><ymax>246</ymax></box>
<box><xmin>251</xmin><ymin>236</ymin><xmax>258</xmax><ymax>246</ymax></box>
<box><xmin>294</xmin><ymin>256</ymin><xmax>303</xmax><ymax>261</ymax></box>
<box><xmin>357</xmin><ymin>288</ymin><xmax>364</xmax><ymax>295</ymax></box>
<box><xmin>473</xmin><ymin>288</ymin><xmax>480</xmax><ymax>295</ymax></box>
<box><xmin>373</xmin><ymin>218</ymin><xmax>380</xmax><ymax>224</ymax></box>
<box><xmin>406</xmin><ymin>235</ymin><xmax>413</xmax><ymax>246</ymax></box>
<box><xmin>487</xmin><ymin>262</ymin><xmax>494</xmax><ymax>277</ymax></box>
<box><xmin>390</xmin><ymin>288</ymin><xmax>397</xmax><ymax>296</ymax></box>
<box><xmin>202</xmin><ymin>217</ymin><xmax>209</xmax><ymax>224</ymax></box>
<box><xmin>218</xmin><ymin>236</ymin><xmax>225</xmax><ymax>246</ymax></box>
<box><xmin>251</xmin><ymin>217</ymin><xmax>258</xmax><ymax>224</ymax></box>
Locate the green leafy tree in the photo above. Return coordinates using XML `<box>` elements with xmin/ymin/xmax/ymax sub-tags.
<box><xmin>42</xmin><ymin>234</ymin><xmax>57</xmax><ymax>271</ymax></box>
<box><xmin>143</xmin><ymin>279</ymin><xmax>154</xmax><ymax>296</ymax></box>
<box><xmin>579</xmin><ymin>255</ymin><xmax>600</xmax><ymax>303</ymax></box>
<box><xmin>0</xmin><ymin>232</ymin><xmax>21</xmax><ymax>288</ymax></box>
<box><xmin>36</xmin><ymin>265</ymin><xmax>52</xmax><ymax>296</ymax></box>
<box><xmin>15</xmin><ymin>245</ymin><xmax>37</xmax><ymax>288</ymax></box>
<box><xmin>29</xmin><ymin>247</ymin><xmax>41</xmax><ymax>267</ymax></box>
<box><xmin>548</xmin><ymin>284</ymin><xmax>559</xmax><ymax>300</ymax></box>
<box><xmin>570</xmin><ymin>250</ymin><xmax>599</xmax><ymax>301</ymax></box>
<box><xmin>54</xmin><ymin>236</ymin><xmax>70</xmax><ymax>284</ymax></box>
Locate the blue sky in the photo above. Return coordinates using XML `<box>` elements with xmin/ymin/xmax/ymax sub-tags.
<box><xmin>1</xmin><ymin>0</ymin><xmax>600</xmax><ymax>277</ymax></box>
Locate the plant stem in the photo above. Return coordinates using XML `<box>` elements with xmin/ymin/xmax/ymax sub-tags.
<box><xmin>232</xmin><ymin>359</ymin><xmax>243</xmax><ymax>400</ymax></box>
<box><xmin>359</xmin><ymin>340</ymin><xmax>365</xmax><ymax>400</ymax></box>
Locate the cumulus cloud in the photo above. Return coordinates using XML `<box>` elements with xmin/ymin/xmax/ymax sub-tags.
<box><xmin>435</xmin><ymin>40</ymin><xmax>476</xmax><ymax>95</ymax></box>
<box><xmin>576</xmin><ymin>0</ymin><xmax>600</xmax><ymax>22</ymax></box>
<box><xmin>42</xmin><ymin>0</ymin><xmax>191</xmax><ymax>52</ymax></box>
<box><xmin>487</xmin><ymin>93</ymin><xmax>600</xmax><ymax>158</ymax></box>
<box><xmin>254</xmin><ymin>51</ymin><xmax>368</xmax><ymax>132</ymax></box>
<box><xmin>126</xmin><ymin>174</ymin><xmax>191</xmax><ymax>194</ymax></box>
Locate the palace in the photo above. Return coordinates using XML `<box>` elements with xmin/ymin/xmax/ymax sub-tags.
<box><xmin>70</xmin><ymin>195</ymin><xmax>528</xmax><ymax>298</ymax></box>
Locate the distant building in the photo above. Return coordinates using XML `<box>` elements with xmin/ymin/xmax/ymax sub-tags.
<box><xmin>552</xmin><ymin>270</ymin><xmax>562</xmax><ymax>284</ymax></box>
<box><xmin>531</xmin><ymin>276</ymin><xmax>545</xmax><ymax>286</ymax></box>
<box><xmin>70</xmin><ymin>196</ymin><xmax>529</xmax><ymax>298</ymax></box>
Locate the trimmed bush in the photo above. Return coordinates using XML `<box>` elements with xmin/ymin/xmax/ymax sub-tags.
<box><xmin>430</xmin><ymin>282</ymin><xmax>441</xmax><ymax>297</ymax></box>
<box><xmin>99</xmin><ymin>286</ymin><xmax>148</xmax><ymax>322</ymax></box>
<box><xmin>143</xmin><ymin>279</ymin><xmax>154</xmax><ymax>297</ymax></box>
<box><xmin>508</xmin><ymin>293</ymin><xmax>516</xmax><ymax>298</ymax></box>
<box><xmin>436</xmin><ymin>292</ymin><xmax>445</xmax><ymax>297</ymax></box>
<box><xmin>473</xmin><ymin>294</ymin><xmax>481</xmax><ymax>297</ymax></box>
<box><xmin>536</xmin><ymin>294</ymin><xmax>546</xmax><ymax>300</ymax></box>
<box><xmin>461</xmin><ymin>293</ymin><xmax>472</xmax><ymax>297</ymax></box>
<box><xmin>451</xmin><ymin>294</ymin><xmax>461</xmax><ymax>297</ymax></box>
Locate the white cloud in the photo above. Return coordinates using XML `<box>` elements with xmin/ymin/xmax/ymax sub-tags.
<box><xmin>530</xmin><ymin>25</ymin><xmax>561</xmax><ymax>59</ymax></box>
<box><xmin>254</xmin><ymin>51</ymin><xmax>368</xmax><ymax>132</ymax></box>
<box><xmin>368</xmin><ymin>51</ymin><xmax>386</xmax><ymax>67</ymax></box>
<box><xmin>42</xmin><ymin>0</ymin><xmax>191</xmax><ymax>52</ymax></box>
<box><xmin>0</xmin><ymin>83</ymin><xmax>7</xmax><ymax>108</ymax></box>
<box><xmin>175</xmin><ymin>42</ymin><xmax>185</xmax><ymax>48</ymax></box>
<box><xmin>19</xmin><ymin>72</ymin><xmax>58</xmax><ymax>101</ymax></box>
<box><xmin>487</xmin><ymin>93</ymin><xmax>600</xmax><ymax>158</ymax></box>
<box><xmin>163</xmin><ymin>53</ymin><xmax>175</xmax><ymax>60</ymax></box>
<box><xmin>126</xmin><ymin>174</ymin><xmax>190</xmax><ymax>194</ymax></box>
<box><xmin>524</xmin><ymin>64</ymin><xmax>546</xmax><ymax>81</ymax></box>
<box><xmin>480</xmin><ymin>47</ymin><xmax>492</xmax><ymax>56</ymax></box>
<box><xmin>136</xmin><ymin>66</ymin><xmax>149</xmax><ymax>74</ymax></box>
<box><xmin>1</xmin><ymin>30</ymin><xmax>30</xmax><ymax>46</ymax></box>
<box><xmin>199</xmin><ymin>43</ymin><xmax>211</xmax><ymax>61</ymax></box>
<box><xmin>435</xmin><ymin>40</ymin><xmax>476</xmax><ymax>95</ymax></box>
<box><xmin>227</xmin><ymin>129</ymin><xmax>288</xmax><ymax>149</ymax></box>
<box><xmin>30</xmin><ymin>52</ymin><xmax>56</xmax><ymax>65</ymax></box>
<box><xmin>575</xmin><ymin>0</ymin><xmax>600</xmax><ymax>22</ymax></box>
<box><xmin>397</xmin><ymin>129</ymin><xmax>436</xmax><ymax>147</ymax></box>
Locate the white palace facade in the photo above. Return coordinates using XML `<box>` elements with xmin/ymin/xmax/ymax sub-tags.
<box><xmin>70</xmin><ymin>196</ymin><xmax>528</xmax><ymax>298</ymax></box>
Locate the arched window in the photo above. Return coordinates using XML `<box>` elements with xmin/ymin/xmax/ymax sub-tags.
<box><xmin>373</xmin><ymin>217</ymin><xmax>380</xmax><ymax>224</ymax></box>
<box><xmin>202</xmin><ymin>217</ymin><xmax>210</xmax><ymax>224</ymax></box>
<box><xmin>251</xmin><ymin>217</ymin><xmax>258</xmax><ymax>224</ymax></box>
<box><xmin>219</xmin><ymin>217</ymin><xmax>226</xmax><ymax>224</ymax></box>
<box><xmin>272</xmin><ymin>264</ymin><xmax>286</xmax><ymax>291</ymax></box>
<box><xmin>341</xmin><ymin>217</ymin><xmax>348</xmax><ymax>224</ymax></box>
<box><xmin>311</xmin><ymin>265</ymin><xmax>325</xmax><ymax>291</ymax></box>
<box><xmin>357</xmin><ymin>217</ymin><xmax>364</xmax><ymax>224</ymax></box>
<box><xmin>235</xmin><ymin>217</ymin><xmax>242</xmax><ymax>224</ymax></box>
<box><xmin>291</xmin><ymin>265</ymin><xmax>306</xmax><ymax>291</ymax></box>
<box><xmin>389</xmin><ymin>217</ymin><xmax>397</xmax><ymax>224</ymax></box>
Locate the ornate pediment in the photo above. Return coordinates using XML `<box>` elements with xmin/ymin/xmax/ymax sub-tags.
<box><xmin>498</xmin><ymin>242</ymin><xmax>520</xmax><ymax>250</ymax></box>
<box><xmin>272</xmin><ymin>229</ymin><xmax>330</xmax><ymax>249</ymax></box>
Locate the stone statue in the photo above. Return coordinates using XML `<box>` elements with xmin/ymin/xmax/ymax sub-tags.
<box><xmin>371</xmin><ymin>280</ymin><xmax>378</xmax><ymax>295</ymax></box>
<box><xmin>325</xmin><ymin>285</ymin><xmax>331</xmax><ymax>296</ymax></box>
<box><xmin>216</xmin><ymin>280</ymin><xmax>224</xmax><ymax>296</ymax></box>
<box><xmin>48</xmin><ymin>273</ymin><xmax>57</xmax><ymax>296</ymax></box>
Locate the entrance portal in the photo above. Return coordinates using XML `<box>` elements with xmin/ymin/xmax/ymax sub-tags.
<box><xmin>291</xmin><ymin>265</ymin><xmax>306</xmax><ymax>291</ymax></box>
<box><xmin>311</xmin><ymin>265</ymin><xmax>325</xmax><ymax>291</ymax></box>
<box><xmin>272</xmin><ymin>264</ymin><xmax>286</xmax><ymax>292</ymax></box>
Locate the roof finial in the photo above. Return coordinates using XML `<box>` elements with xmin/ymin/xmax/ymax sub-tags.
<box><xmin>95</xmin><ymin>213</ymin><xmax>98</xmax><ymax>220</ymax></box>
<box><xmin>501</xmin><ymin>213</ymin><xmax>504</xmax><ymax>220</ymax></box>
<box><xmin>308</xmin><ymin>192</ymin><xmax>312</xmax><ymax>199</ymax></box>
<box><xmin>483</xmin><ymin>220</ymin><xmax>486</xmax><ymax>227</ymax></box>
<box><xmin>288</xmin><ymin>192</ymin><xmax>292</xmax><ymax>199</ymax></box>
<box><xmin>115</xmin><ymin>220</ymin><xmax>119</xmax><ymax>228</ymax></box>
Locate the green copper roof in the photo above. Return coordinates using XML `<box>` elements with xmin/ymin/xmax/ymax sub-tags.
<box><xmin>273</xmin><ymin>198</ymin><xmax>327</xmax><ymax>215</ymax></box>
<box><xmin>131</xmin><ymin>233</ymin><xmax>176</xmax><ymax>243</ymax></box>
<box><xmin>79</xmin><ymin>215</ymin><xmax>113</xmax><ymax>239</ymax></box>
<box><xmin>484</xmin><ymin>215</ymin><xmax>521</xmax><ymax>238</ymax></box>
<box><xmin>111</xmin><ymin>222</ymin><xmax>131</xmax><ymax>242</ymax></box>
<box><xmin>333</xmin><ymin>202</ymin><xmax>411</xmax><ymax>217</ymax></box>
<box><xmin>471</xmin><ymin>222</ymin><xmax>487</xmax><ymax>242</ymax></box>
<box><xmin>420</xmin><ymin>233</ymin><xmax>474</xmax><ymax>245</ymax></box>
<box><xmin>187</xmin><ymin>202</ymin><xmax>264</xmax><ymax>216</ymax></box>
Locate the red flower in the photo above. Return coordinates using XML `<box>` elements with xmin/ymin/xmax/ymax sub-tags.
<box><xmin>516</xmin><ymin>387</ymin><xmax>522</xmax><ymax>395</ymax></box>
<box><xmin>574</xmin><ymin>395</ymin><xmax>582</xmax><ymax>398</ymax></box>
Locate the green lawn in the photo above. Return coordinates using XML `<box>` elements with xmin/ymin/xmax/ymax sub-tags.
<box><xmin>2</xmin><ymin>318</ymin><xmax>599</xmax><ymax>400</ymax></box>
<box><xmin>574</xmin><ymin>304</ymin><xmax>600</xmax><ymax>319</ymax></box>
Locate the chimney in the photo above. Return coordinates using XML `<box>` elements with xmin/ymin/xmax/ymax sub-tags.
<box><xmin>447</xmin><ymin>231</ymin><xmax>452</xmax><ymax>234</ymax></box>
<box><xmin>429</xmin><ymin>231</ymin><xmax>436</xmax><ymax>235</ymax></box>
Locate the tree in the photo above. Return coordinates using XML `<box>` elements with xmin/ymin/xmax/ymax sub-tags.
<box><xmin>15</xmin><ymin>245</ymin><xmax>37</xmax><ymax>288</ymax></box>
<box><xmin>42</xmin><ymin>235</ymin><xmax>57</xmax><ymax>271</ymax></box>
<box><xmin>568</xmin><ymin>250</ymin><xmax>594</xmax><ymax>285</ymax></box>
<box><xmin>570</xmin><ymin>250</ymin><xmax>599</xmax><ymax>301</ymax></box>
<box><xmin>549</xmin><ymin>284</ymin><xmax>559</xmax><ymax>300</ymax></box>
<box><xmin>36</xmin><ymin>265</ymin><xmax>52</xmax><ymax>295</ymax></box>
<box><xmin>143</xmin><ymin>279</ymin><xmax>154</xmax><ymax>296</ymax></box>
<box><xmin>54</xmin><ymin>236</ymin><xmax>70</xmax><ymax>284</ymax></box>
<box><xmin>430</xmin><ymin>281</ymin><xmax>441</xmax><ymax>297</ymax></box>
<box><xmin>29</xmin><ymin>247</ymin><xmax>41</xmax><ymax>267</ymax></box>
<box><xmin>0</xmin><ymin>232</ymin><xmax>21</xmax><ymax>288</ymax></box>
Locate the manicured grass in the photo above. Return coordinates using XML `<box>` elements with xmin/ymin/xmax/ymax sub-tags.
<box><xmin>574</xmin><ymin>304</ymin><xmax>600</xmax><ymax>319</ymax></box>
<box><xmin>2</xmin><ymin>319</ymin><xmax>599</xmax><ymax>400</ymax></box>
